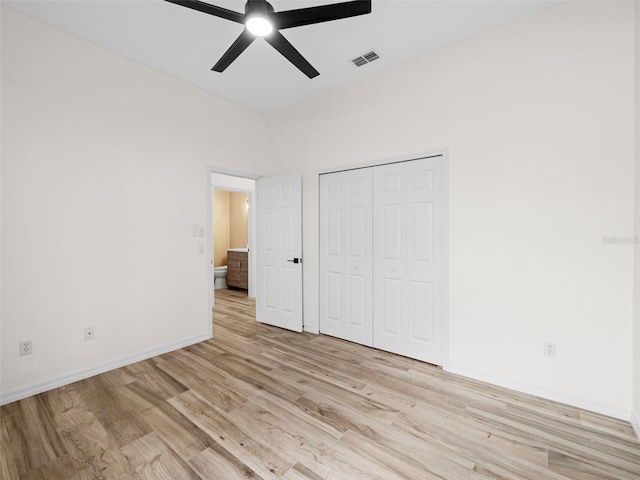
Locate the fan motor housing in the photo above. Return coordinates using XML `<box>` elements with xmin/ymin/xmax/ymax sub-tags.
<box><xmin>245</xmin><ymin>0</ymin><xmax>274</xmax><ymax>17</ymax></box>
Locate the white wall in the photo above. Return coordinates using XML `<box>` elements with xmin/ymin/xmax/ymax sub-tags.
<box><xmin>632</xmin><ymin>0</ymin><xmax>640</xmax><ymax>438</ymax></box>
<box><xmin>211</xmin><ymin>173</ymin><xmax>256</xmax><ymax>192</ymax></box>
<box><xmin>268</xmin><ymin>1</ymin><xmax>635</xmax><ymax>417</ymax></box>
<box><xmin>2</xmin><ymin>1</ymin><xmax>637</xmax><ymax>421</ymax></box>
<box><xmin>0</xmin><ymin>7</ymin><xmax>267</xmax><ymax>401</ymax></box>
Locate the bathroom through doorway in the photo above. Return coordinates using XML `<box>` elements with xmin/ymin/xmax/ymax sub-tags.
<box><xmin>210</xmin><ymin>172</ymin><xmax>256</xmax><ymax>303</ymax></box>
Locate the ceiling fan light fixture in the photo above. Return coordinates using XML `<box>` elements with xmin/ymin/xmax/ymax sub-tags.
<box><xmin>166</xmin><ymin>0</ymin><xmax>372</xmax><ymax>78</ymax></box>
<box><xmin>246</xmin><ymin>15</ymin><xmax>273</xmax><ymax>36</ymax></box>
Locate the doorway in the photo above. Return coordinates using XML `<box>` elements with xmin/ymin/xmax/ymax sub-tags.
<box><xmin>207</xmin><ymin>169</ymin><xmax>304</xmax><ymax>335</ymax></box>
<box><xmin>213</xmin><ymin>189</ymin><xmax>250</xmax><ymax>290</ymax></box>
<box><xmin>208</xmin><ymin>170</ymin><xmax>257</xmax><ymax>319</ymax></box>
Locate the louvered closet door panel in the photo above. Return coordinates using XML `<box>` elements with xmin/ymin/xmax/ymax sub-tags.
<box><xmin>319</xmin><ymin>169</ymin><xmax>373</xmax><ymax>346</ymax></box>
<box><xmin>373</xmin><ymin>163</ymin><xmax>406</xmax><ymax>355</ymax></box>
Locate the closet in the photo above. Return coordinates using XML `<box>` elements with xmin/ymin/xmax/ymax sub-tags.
<box><xmin>319</xmin><ymin>155</ymin><xmax>445</xmax><ymax>365</ymax></box>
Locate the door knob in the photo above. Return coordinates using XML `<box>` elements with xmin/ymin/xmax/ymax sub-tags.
<box><xmin>287</xmin><ymin>258</ymin><xmax>301</xmax><ymax>264</ymax></box>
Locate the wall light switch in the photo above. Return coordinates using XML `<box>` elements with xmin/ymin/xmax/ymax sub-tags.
<box><xmin>192</xmin><ymin>224</ymin><xmax>198</xmax><ymax>237</ymax></box>
<box><xmin>198</xmin><ymin>226</ymin><xmax>205</xmax><ymax>237</ymax></box>
<box><xmin>199</xmin><ymin>244</ymin><xmax>205</xmax><ymax>254</ymax></box>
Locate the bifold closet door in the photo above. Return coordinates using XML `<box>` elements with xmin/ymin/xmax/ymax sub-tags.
<box><xmin>373</xmin><ymin>157</ymin><xmax>444</xmax><ymax>365</ymax></box>
<box><xmin>319</xmin><ymin>169</ymin><xmax>373</xmax><ymax>346</ymax></box>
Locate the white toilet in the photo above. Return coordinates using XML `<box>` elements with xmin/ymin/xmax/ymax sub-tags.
<box><xmin>213</xmin><ymin>266</ymin><xmax>227</xmax><ymax>289</ymax></box>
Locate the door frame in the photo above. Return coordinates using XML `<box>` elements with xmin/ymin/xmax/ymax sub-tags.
<box><xmin>207</xmin><ymin>166</ymin><xmax>260</xmax><ymax>337</ymax></box>
<box><xmin>315</xmin><ymin>149</ymin><xmax>450</xmax><ymax>368</ymax></box>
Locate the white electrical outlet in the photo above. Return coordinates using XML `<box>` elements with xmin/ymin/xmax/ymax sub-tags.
<box><xmin>544</xmin><ymin>341</ymin><xmax>556</xmax><ymax>357</ymax></box>
<box><xmin>19</xmin><ymin>340</ymin><xmax>32</xmax><ymax>356</ymax></box>
<box><xmin>84</xmin><ymin>327</ymin><xmax>95</xmax><ymax>341</ymax></box>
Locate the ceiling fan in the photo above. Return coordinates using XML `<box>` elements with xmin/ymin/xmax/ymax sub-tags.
<box><xmin>165</xmin><ymin>0</ymin><xmax>372</xmax><ymax>78</ymax></box>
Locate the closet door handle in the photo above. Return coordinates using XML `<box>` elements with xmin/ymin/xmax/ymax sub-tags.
<box><xmin>287</xmin><ymin>258</ymin><xmax>301</xmax><ymax>264</ymax></box>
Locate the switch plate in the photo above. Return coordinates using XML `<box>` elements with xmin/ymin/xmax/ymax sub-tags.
<box><xmin>199</xmin><ymin>244</ymin><xmax>205</xmax><ymax>254</ymax></box>
<box><xmin>192</xmin><ymin>224</ymin><xmax>198</xmax><ymax>237</ymax></box>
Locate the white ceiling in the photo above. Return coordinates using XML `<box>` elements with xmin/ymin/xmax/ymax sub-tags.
<box><xmin>4</xmin><ymin>0</ymin><xmax>564</xmax><ymax>114</ymax></box>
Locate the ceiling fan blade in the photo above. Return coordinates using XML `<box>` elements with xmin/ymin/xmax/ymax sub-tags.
<box><xmin>165</xmin><ymin>0</ymin><xmax>244</xmax><ymax>24</ymax></box>
<box><xmin>264</xmin><ymin>31</ymin><xmax>319</xmax><ymax>78</ymax></box>
<box><xmin>212</xmin><ymin>30</ymin><xmax>255</xmax><ymax>72</ymax></box>
<box><xmin>273</xmin><ymin>0</ymin><xmax>371</xmax><ymax>30</ymax></box>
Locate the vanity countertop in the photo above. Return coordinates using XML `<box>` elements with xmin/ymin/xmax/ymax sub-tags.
<box><xmin>228</xmin><ymin>248</ymin><xmax>249</xmax><ymax>252</ymax></box>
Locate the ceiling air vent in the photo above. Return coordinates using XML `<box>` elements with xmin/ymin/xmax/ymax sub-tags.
<box><xmin>351</xmin><ymin>50</ymin><xmax>380</xmax><ymax>67</ymax></box>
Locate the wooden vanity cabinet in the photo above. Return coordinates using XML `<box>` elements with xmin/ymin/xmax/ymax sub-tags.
<box><xmin>227</xmin><ymin>250</ymin><xmax>248</xmax><ymax>289</ymax></box>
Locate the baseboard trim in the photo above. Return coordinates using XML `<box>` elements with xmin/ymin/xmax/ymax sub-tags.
<box><xmin>631</xmin><ymin>409</ymin><xmax>640</xmax><ymax>441</ymax></box>
<box><xmin>0</xmin><ymin>333</ymin><xmax>211</xmax><ymax>406</ymax></box>
<box><xmin>445</xmin><ymin>364</ymin><xmax>631</xmax><ymax>421</ymax></box>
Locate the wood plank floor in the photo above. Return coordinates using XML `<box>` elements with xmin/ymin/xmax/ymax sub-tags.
<box><xmin>2</xmin><ymin>288</ymin><xmax>639</xmax><ymax>479</ymax></box>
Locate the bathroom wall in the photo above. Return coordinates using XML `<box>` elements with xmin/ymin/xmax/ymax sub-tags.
<box><xmin>213</xmin><ymin>190</ymin><xmax>230</xmax><ymax>267</ymax></box>
<box><xmin>229</xmin><ymin>192</ymin><xmax>249</xmax><ymax>249</ymax></box>
<box><xmin>213</xmin><ymin>190</ymin><xmax>248</xmax><ymax>267</ymax></box>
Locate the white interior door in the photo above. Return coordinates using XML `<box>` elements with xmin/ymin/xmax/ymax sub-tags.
<box><xmin>256</xmin><ymin>174</ymin><xmax>303</xmax><ymax>332</ymax></box>
<box><xmin>373</xmin><ymin>162</ymin><xmax>406</xmax><ymax>355</ymax></box>
<box><xmin>404</xmin><ymin>158</ymin><xmax>444</xmax><ymax>363</ymax></box>
<box><xmin>319</xmin><ymin>169</ymin><xmax>373</xmax><ymax>345</ymax></box>
<box><xmin>373</xmin><ymin>157</ymin><xmax>444</xmax><ymax>365</ymax></box>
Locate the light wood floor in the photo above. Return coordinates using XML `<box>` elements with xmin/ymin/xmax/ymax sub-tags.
<box><xmin>1</xmin><ymin>289</ymin><xmax>639</xmax><ymax>479</ymax></box>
